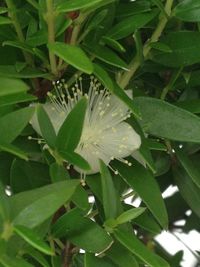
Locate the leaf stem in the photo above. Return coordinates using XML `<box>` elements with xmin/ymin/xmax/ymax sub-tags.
<box><xmin>118</xmin><ymin>0</ymin><xmax>174</xmax><ymax>89</ymax></box>
<box><xmin>46</xmin><ymin>0</ymin><xmax>58</xmax><ymax>76</ymax></box>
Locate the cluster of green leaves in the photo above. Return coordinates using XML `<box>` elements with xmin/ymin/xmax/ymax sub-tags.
<box><xmin>0</xmin><ymin>0</ymin><xmax>200</xmax><ymax>266</ymax></box>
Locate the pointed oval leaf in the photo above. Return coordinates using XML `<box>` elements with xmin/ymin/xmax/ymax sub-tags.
<box><xmin>134</xmin><ymin>97</ymin><xmax>200</xmax><ymax>143</ymax></box>
<box><xmin>56</xmin><ymin>97</ymin><xmax>87</xmax><ymax>151</ymax></box>
<box><xmin>175</xmin><ymin>148</ymin><xmax>200</xmax><ymax>188</ymax></box>
<box><xmin>84</xmin><ymin>44</ymin><xmax>128</xmax><ymax>70</ymax></box>
<box><xmin>59</xmin><ymin>150</ymin><xmax>91</xmax><ymax>171</ymax></box>
<box><xmin>116</xmin><ymin>208</ymin><xmax>146</xmax><ymax>225</ymax></box>
<box><xmin>51</xmin><ymin>208</ymin><xmax>113</xmax><ymax>253</ymax></box>
<box><xmin>173</xmin><ymin>0</ymin><xmax>200</xmax><ymax>22</ymax></box>
<box><xmin>152</xmin><ymin>31</ymin><xmax>200</xmax><ymax>67</ymax></box>
<box><xmin>114</xmin><ymin>229</ymin><xmax>170</xmax><ymax>267</ymax></box>
<box><xmin>106</xmin><ymin>9</ymin><xmax>158</xmax><ymax>40</ymax></box>
<box><xmin>100</xmin><ymin>160</ymin><xmax>119</xmax><ymax>219</ymax></box>
<box><xmin>37</xmin><ymin>105</ymin><xmax>56</xmax><ymax>148</ymax></box>
<box><xmin>14</xmin><ymin>225</ymin><xmax>53</xmax><ymax>256</ymax></box>
<box><xmin>0</xmin><ymin>107</ymin><xmax>35</xmax><ymax>143</ymax></box>
<box><xmin>0</xmin><ymin>77</ymin><xmax>28</xmax><ymax>96</ymax></box>
<box><xmin>113</xmin><ymin>159</ymin><xmax>168</xmax><ymax>229</ymax></box>
<box><xmin>56</xmin><ymin>0</ymin><xmax>104</xmax><ymax>12</ymax></box>
<box><xmin>48</xmin><ymin>42</ymin><xmax>93</xmax><ymax>74</ymax></box>
<box><xmin>85</xmin><ymin>253</ymin><xmax>116</xmax><ymax>267</ymax></box>
<box><xmin>10</xmin><ymin>180</ymin><xmax>79</xmax><ymax>228</ymax></box>
<box><xmin>173</xmin><ymin>166</ymin><xmax>200</xmax><ymax>218</ymax></box>
<box><xmin>0</xmin><ymin>143</ymin><xmax>28</xmax><ymax>161</ymax></box>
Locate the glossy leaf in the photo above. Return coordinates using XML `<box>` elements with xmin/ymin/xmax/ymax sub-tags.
<box><xmin>116</xmin><ymin>208</ymin><xmax>146</xmax><ymax>225</ymax></box>
<box><xmin>14</xmin><ymin>225</ymin><xmax>53</xmax><ymax>255</ymax></box>
<box><xmin>56</xmin><ymin>0</ymin><xmax>104</xmax><ymax>12</ymax></box>
<box><xmin>0</xmin><ymin>254</ymin><xmax>34</xmax><ymax>267</ymax></box>
<box><xmin>0</xmin><ymin>92</ymin><xmax>36</xmax><ymax>107</ymax></box>
<box><xmin>0</xmin><ymin>107</ymin><xmax>34</xmax><ymax>143</ymax></box>
<box><xmin>0</xmin><ymin>16</ymin><xmax>12</xmax><ymax>25</ymax></box>
<box><xmin>134</xmin><ymin>97</ymin><xmax>200</xmax><ymax>143</ymax></box>
<box><xmin>106</xmin><ymin>242</ymin><xmax>139</xmax><ymax>267</ymax></box>
<box><xmin>48</xmin><ymin>42</ymin><xmax>93</xmax><ymax>74</ymax></box>
<box><xmin>114</xmin><ymin>229</ymin><xmax>169</xmax><ymax>267</ymax></box>
<box><xmin>10</xmin><ymin>180</ymin><xmax>79</xmax><ymax>227</ymax></box>
<box><xmin>175</xmin><ymin>148</ymin><xmax>200</xmax><ymax>188</ymax></box>
<box><xmin>0</xmin><ymin>77</ymin><xmax>28</xmax><ymax>96</ymax></box>
<box><xmin>173</xmin><ymin>0</ymin><xmax>200</xmax><ymax>22</ymax></box>
<box><xmin>56</xmin><ymin>98</ymin><xmax>87</xmax><ymax>151</ymax></box>
<box><xmin>0</xmin><ymin>143</ymin><xmax>28</xmax><ymax>161</ymax></box>
<box><xmin>113</xmin><ymin>158</ymin><xmax>168</xmax><ymax>229</ymax></box>
<box><xmin>173</xmin><ymin>166</ymin><xmax>200</xmax><ymax>218</ymax></box>
<box><xmin>59</xmin><ymin>150</ymin><xmax>90</xmax><ymax>171</ymax></box>
<box><xmin>152</xmin><ymin>31</ymin><xmax>200</xmax><ymax>67</ymax></box>
<box><xmin>106</xmin><ymin>9</ymin><xmax>158</xmax><ymax>40</ymax></box>
<box><xmin>51</xmin><ymin>208</ymin><xmax>113</xmax><ymax>253</ymax></box>
<box><xmin>100</xmin><ymin>160</ymin><xmax>119</xmax><ymax>219</ymax></box>
<box><xmin>37</xmin><ymin>105</ymin><xmax>56</xmax><ymax>148</ymax></box>
<box><xmin>84</xmin><ymin>44</ymin><xmax>128</xmax><ymax>70</ymax></box>
<box><xmin>84</xmin><ymin>253</ymin><xmax>116</xmax><ymax>267</ymax></box>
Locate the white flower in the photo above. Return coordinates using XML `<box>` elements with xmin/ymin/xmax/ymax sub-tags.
<box><xmin>31</xmin><ymin>76</ymin><xmax>141</xmax><ymax>174</ymax></box>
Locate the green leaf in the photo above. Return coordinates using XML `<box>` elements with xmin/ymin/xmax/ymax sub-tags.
<box><xmin>175</xmin><ymin>148</ymin><xmax>200</xmax><ymax>188</ymax></box>
<box><xmin>116</xmin><ymin>2</ymin><xmax>151</xmax><ymax>18</ymax></box>
<box><xmin>0</xmin><ymin>92</ymin><xmax>36</xmax><ymax>107</ymax></box>
<box><xmin>56</xmin><ymin>98</ymin><xmax>87</xmax><ymax>151</ymax></box>
<box><xmin>100</xmin><ymin>160</ymin><xmax>119</xmax><ymax>219</ymax></box>
<box><xmin>48</xmin><ymin>42</ymin><xmax>93</xmax><ymax>74</ymax></box>
<box><xmin>113</xmin><ymin>158</ymin><xmax>168</xmax><ymax>229</ymax></box>
<box><xmin>0</xmin><ymin>65</ymin><xmax>51</xmax><ymax>79</ymax></box>
<box><xmin>101</xmin><ymin>36</ymin><xmax>126</xmax><ymax>53</ymax></box>
<box><xmin>175</xmin><ymin>99</ymin><xmax>200</xmax><ymax>114</ymax></box>
<box><xmin>173</xmin><ymin>166</ymin><xmax>200</xmax><ymax>218</ymax></box>
<box><xmin>0</xmin><ymin>143</ymin><xmax>28</xmax><ymax>161</ymax></box>
<box><xmin>0</xmin><ymin>77</ymin><xmax>28</xmax><ymax>96</ymax></box>
<box><xmin>0</xmin><ymin>16</ymin><xmax>12</xmax><ymax>25</ymax></box>
<box><xmin>37</xmin><ymin>105</ymin><xmax>56</xmax><ymax>148</ymax></box>
<box><xmin>106</xmin><ymin>9</ymin><xmax>158</xmax><ymax>40</ymax></box>
<box><xmin>3</xmin><ymin>41</ymin><xmax>48</xmax><ymax>64</ymax></box>
<box><xmin>0</xmin><ymin>254</ymin><xmax>34</xmax><ymax>267</ymax></box>
<box><xmin>106</xmin><ymin>242</ymin><xmax>139</xmax><ymax>267</ymax></box>
<box><xmin>84</xmin><ymin>44</ymin><xmax>128</xmax><ymax>70</ymax></box>
<box><xmin>128</xmin><ymin>118</ymin><xmax>156</xmax><ymax>172</ymax></box>
<box><xmin>149</xmin><ymin>42</ymin><xmax>172</xmax><ymax>53</ymax></box>
<box><xmin>71</xmin><ymin>185</ymin><xmax>89</xmax><ymax>210</ymax></box>
<box><xmin>24</xmin><ymin>248</ymin><xmax>50</xmax><ymax>267</ymax></box>
<box><xmin>0</xmin><ymin>107</ymin><xmax>34</xmax><ymax>143</ymax></box>
<box><xmin>10</xmin><ymin>180</ymin><xmax>79</xmax><ymax>228</ymax></box>
<box><xmin>84</xmin><ymin>253</ymin><xmax>116</xmax><ymax>267</ymax></box>
<box><xmin>114</xmin><ymin>229</ymin><xmax>169</xmax><ymax>267</ymax></box>
<box><xmin>14</xmin><ymin>225</ymin><xmax>53</xmax><ymax>255</ymax></box>
<box><xmin>173</xmin><ymin>0</ymin><xmax>200</xmax><ymax>22</ymax></box>
<box><xmin>134</xmin><ymin>97</ymin><xmax>200</xmax><ymax>143</ymax></box>
<box><xmin>133</xmin><ymin>210</ymin><xmax>161</xmax><ymax>234</ymax></box>
<box><xmin>116</xmin><ymin>208</ymin><xmax>146</xmax><ymax>225</ymax></box>
<box><xmin>56</xmin><ymin>0</ymin><xmax>104</xmax><ymax>12</ymax></box>
<box><xmin>50</xmin><ymin>162</ymin><xmax>70</xmax><ymax>183</ymax></box>
<box><xmin>59</xmin><ymin>151</ymin><xmax>91</xmax><ymax>171</ymax></box>
<box><xmin>51</xmin><ymin>208</ymin><xmax>113</xmax><ymax>253</ymax></box>
<box><xmin>10</xmin><ymin>160</ymin><xmax>50</xmax><ymax>194</ymax></box>
<box><xmin>152</xmin><ymin>31</ymin><xmax>200</xmax><ymax>67</ymax></box>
